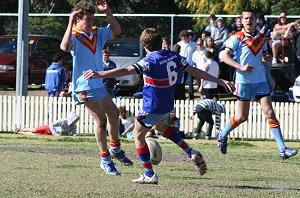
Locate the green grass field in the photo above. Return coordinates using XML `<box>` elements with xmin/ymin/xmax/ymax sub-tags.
<box><xmin>0</xmin><ymin>134</ymin><xmax>299</xmax><ymax>198</ymax></box>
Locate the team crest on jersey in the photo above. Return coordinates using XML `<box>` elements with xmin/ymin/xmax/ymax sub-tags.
<box><xmin>136</xmin><ymin>60</ymin><xmax>149</xmax><ymax>72</ymax></box>
<box><xmin>72</xmin><ymin>26</ymin><xmax>98</xmax><ymax>54</ymax></box>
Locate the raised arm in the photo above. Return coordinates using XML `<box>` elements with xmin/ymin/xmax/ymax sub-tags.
<box><xmin>96</xmin><ymin>0</ymin><xmax>121</xmax><ymax>37</ymax></box>
<box><xmin>60</xmin><ymin>11</ymin><xmax>80</xmax><ymax>52</ymax></box>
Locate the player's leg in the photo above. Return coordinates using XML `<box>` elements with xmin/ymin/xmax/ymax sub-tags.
<box><xmin>132</xmin><ymin>120</ymin><xmax>158</xmax><ymax>184</ymax></box>
<box><xmin>156</xmin><ymin>120</ymin><xmax>207</xmax><ymax>175</ymax></box>
<box><xmin>102</xmin><ymin>94</ymin><xmax>133</xmax><ymax>166</ymax></box>
<box><xmin>78</xmin><ymin>88</ymin><xmax>119</xmax><ymax>175</ymax></box>
<box><xmin>194</xmin><ymin>114</ymin><xmax>205</xmax><ymax>140</ymax></box>
<box><xmin>259</xmin><ymin>95</ymin><xmax>298</xmax><ymax>159</ymax></box>
<box><xmin>204</xmin><ymin>113</ymin><xmax>214</xmax><ymax>140</ymax></box>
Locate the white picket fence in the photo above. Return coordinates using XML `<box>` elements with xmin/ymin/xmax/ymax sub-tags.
<box><xmin>0</xmin><ymin>95</ymin><xmax>300</xmax><ymax>140</ymax></box>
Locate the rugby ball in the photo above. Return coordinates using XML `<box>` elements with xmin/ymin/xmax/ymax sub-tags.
<box><xmin>145</xmin><ymin>137</ymin><xmax>162</xmax><ymax>165</ymax></box>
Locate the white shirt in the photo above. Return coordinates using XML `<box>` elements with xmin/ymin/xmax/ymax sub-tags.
<box><xmin>201</xmin><ymin>59</ymin><xmax>219</xmax><ymax>89</ymax></box>
<box><xmin>177</xmin><ymin>40</ymin><xmax>197</xmax><ymax>65</ymax></box>
<box><xmin>192</xmin><ymin>48</ymin><xmax>207</xmax><ymax>69</ymax></box>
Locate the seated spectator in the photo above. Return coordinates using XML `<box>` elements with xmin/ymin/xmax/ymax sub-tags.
<box><xmin>102</xmin><ymin>49</ymin><xmax>117</xmax><ymax>98</ymax></box>
<box><xmin>284</xmin><ymin>19</ymin><xmax>300</xmax><ymax>77</ymax></box>
<box><xmin>15</xmin><ymin>112</ymin><xmax>79</xmax><ymax>136</ymax></box>
<box><xmin>271</xmin><ymin>11</ymin><xmax>293</xmax><ymax>64</ymax></box>
<box><xmin>118</xmin><ymin>106</ymin><xmax>134</xmax><ymax>138</ymax></box>
<box><xmin>211</xmin><ymin>17</ymin><xmax>229</xmax><ymax>50</ymax></box>
<box><xmin>204</xmin><ymin>14</ymin><xmax>217</xmax><ymax>33</ymax></box>
<box><xmin>229</xmin><ymin>17</ymin><xmax>243</xmax><ymax>34</ymax></box>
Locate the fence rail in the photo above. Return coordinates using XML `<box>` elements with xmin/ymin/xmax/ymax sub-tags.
<box><xmin>0</xmin><ymin>95</ymin><xmax>299</xmax><ymax>140</ymax></box>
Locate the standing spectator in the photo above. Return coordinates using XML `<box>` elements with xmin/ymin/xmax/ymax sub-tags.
<box><xmin>103</xmin><ymin>49</ymin><xmax>117</xmax><ymax>98</ymax></box>
<box><xmin>83</xmin><ymin>28</ymin><xmax>234</xmax><ymax>184</ymax></box>
<box><xmin>201</xmin><ymin>31</ymin><xmax>211</xmax><ymax>47</ymax></box>
<box><xmin>218</xmin><ymin>9</ymin><xmax>297</xmax><ymax>160</ymax></box>
<box><xmin>44</xmin><ymin>52</ymin><xmax>66</xmax><ymax>97</ymax></box>
<box><xmin>172</xmin><ymin>44</ymin><xmax>186</xmax><ymax>100</ymax></box>
<box><xmin>199</xmin><ymin>51</ymin><xmax>220</xmax><ymax>100</ymax></box>
<box><xmin>256</xmin><ymin>12</ymin><xmax>271</xmax><ymax>38</ymax></box>
<box><xmin>229</xmin><ymin>17</ymin><xmax>243</xmax><ymax>34</ymax></box>
<box><xmin>271</xmin><ymin>11</ymin><xmax>292</xmax><ymax>64</ymax></box>
<box><xmin>15</xmin><ymin>112</ymin><xmax>79</xmax><ymax>136</ymax></box>
<box><xmin>192</xmin><ymin>38</ymin><xmax>207</xmax><ymax>92</ymax></box>
<box><xmin>204</xmin><ymin>14</ymin><xmax>217</xmax><ymax>33</ymax></box>
<box><xmin>211</xmin><ymin>17</ymin><xmax>229</xmax><ymax>50</ymax></box>
<box><xmin>204</xmin><ymin>36</ymin><xmax>218</xmax><ymax>61</ymax></box>
<box><xmin>256</xmin><ymin>13</ymin><xmax>273</xmax><ymax>93</ymax></box>
<box><xmin>60</xmin><ymin>0</ymin><xmax>133</xmax><ymax>176</ymax></box>
<box><xmin>284</xmin><ymin>19</ymin><xmax>300</xmax><ymax>77</ymax></box>
<box><xmin>192</xmin><ymin>99</ymin><xmax>225</xmax><ymax>140</ymax></box>
<box><xmin>162</xmin><ymin>37</ymin><xmax>170</xmax><ymax>50</ymax></box>
<box><xmin>177</xmin><ymin>29</ymin><xmax>197</xmax><ymax>100</ymax></box>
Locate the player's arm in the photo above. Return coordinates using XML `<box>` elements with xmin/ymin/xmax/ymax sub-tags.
<box><xmin>84</xmin><ymin>65</ymin><xmax>137</xmax><ymax>80</ymax></box>
<box><xmin>219</xmin><ymin>48</ymin><xmax>253</xmax><ymax>72</ymax></box>
<box><xmin>60</xmin><ymin>11</ymin><xmax>79</xmax><ymax>52</ymax></box>
<box><xmin>96</xmin><ymin>0</ymin><xmax>121</xmax><ymax>37</ymax></box>
<box><xmin>185</xmin><ymin>65</ymin><xmax>234</xmax><ymax>93</ymax></box>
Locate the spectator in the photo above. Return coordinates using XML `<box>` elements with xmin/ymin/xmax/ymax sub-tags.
<box><xmin>201</xmin><ymin>31</ymin><xmax>211</xmax><ymax>47</ymax></box>
<box><xmin>204</xmin><ymin>36</ymin><xmax>218</xmax><ymax>61</ymax></box>
<box><xmin>118</xmin><ymin>106</ymin><xmax>134</xmax><ymax>138</ymax></box>
<box><xmin>162</xmin><ymin>37</ymin><xmax>171</xmax><ymax>50</ymax></box>
<box><xmin>187</xmin><ymin>29</ymin><xmax>195</xmax><ymax>41</ymax></box>
<box><xmin>192</xmin><ymin>38</ymin><xmax>207</xmax><ymax>92</ymax></box>
<box><xmin>177</xmin><ymin>29</ymin><xmax>197</xmax><ymax>100</ymax></box>
<box><xmin>284</xmin><ymin>19</ymin><xmax>300</xmax><ymax>77</ymax></box>
<box><xmin>204</xmin><ymin>14</ymin><xmax>217</xmax><ymax>33</ymax></box>
<box><xmin>172</xmin><ymin>44</ymin><xmax>186</xmax><ymax>100</ymax></box>
<box><xmin>229</xmin><ymin>17</ymin><xmax>243</xmax><ymax>34</ymax></box>
<box><xmin>15</xmin><ymin>112</ymin><xmax>79</xmax><ymax>136</ymax></box>
<box><xmin>199</xmin><ymin>51</ymin><xmax>220</xmax><ymax>100</ymax></box>
<box><xmin>256</xmin><ymin>13</ymin><xmax>274</xmax><ymax>93</ymax></box>
<box><xmin>103</xmin><ymin>49</ymin><xmax>117</xmax><ymax>98</ymax></box>
<box><xmin>271</xmin><ymin>11</ymin><xmax>292</xmax><ymax>64</ymax></box>
<box><xmin>256</xmin><ymin>12</ymin><xmax>271</xmax><ymax>38</ymax></box>
<box><xmin>192</xmin><ymin>99</ymin><xmax>225</xmax><ymax>140</ymax></box>
<box><xmin>44</xmin><ymin>52</ymin><xmax>66</xmax><ymax>97</ymax></box>
<box><xmin>60</xmin><ymin>0</ymin><xmax>133</xmax><ymax>176</ymax></box>
<box><xmin>211</xmin><ymin>17</ymin><xmax>229</xmax><ymax>50</ymax></box>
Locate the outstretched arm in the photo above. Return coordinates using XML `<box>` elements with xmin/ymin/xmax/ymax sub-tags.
<box><xmin>185</xmin><ymin>65</ymin><xmax>234</xmax><ymax>93</ymax></box>
<box><xmin>83</xmin><ymin>65</ymin><xmax>137</xmax><ymax>80</ymax></box>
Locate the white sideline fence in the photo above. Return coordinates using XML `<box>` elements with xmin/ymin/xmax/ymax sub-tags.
<box><xmin>0</xmin><ymin>95</ymin><xmax>300</xmax><ymax>141</ymax></box>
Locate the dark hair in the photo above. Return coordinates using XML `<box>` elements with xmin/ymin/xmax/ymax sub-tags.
<box><xmin>256</xmin><ymin>12</ymin><xmax>265</xmax><ymax>20</ymax></box>
<box><xmin>209</xmin><ymin>14</ymin><xmax>216</xmax><ymax>20</ymax></box>
<box><xmin>242</xmin><ymin>9</ymin><xmax>256</xmax><ymax>18</ymax></box>
<box><xmin>140</xmin><ymin>28</ymin><xmax>162</xmax><ymax>51</ymax></box>
<box><xmin>72</xmin><ymin>1</ymin><xmax>95</xmax><ymax>19</ymax></box>
<box><xmin>172</xmin><ymin>44</ymin><xmax>181</xmax><ymax>53</ymax></box>
<box><xmin>52</xmin><ymin>52</ymin><xmax>64</xmax><ymax>62</ymax></box>
<box><xmin>178</xmin><ymin>30</ymin><xmax>189</xmax><ymax>38</ymax></box>
<box><xmin>205</xmin><ymin>50</ymin><xmax>214</xmax><ymax>59</ymax></box>
<box><xmin>102</xmin><ymin>49</ymin><xmax>111</xmax><ymax>55</ymax></box>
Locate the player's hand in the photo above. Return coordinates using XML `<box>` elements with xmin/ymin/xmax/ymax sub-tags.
<box><xmin>263</xmin><ymin>54</ymin><xmax>272</xmax><ymax>62</ymax></box>
<box><xmin>83</xmin><ymin>69</ymin><xmax>99</xmax><ymax>80</ymax></box>
<box><xmin>220</xmin><ymin>80</ymin><xmax>235</xmax><ymax>93</ymax></box>
<box><xmin>69</xmin><ymin>10</ymin><xmax>80</xmax><ymax>25</ymax></box>
<box><xmin>95</xmin><ymin>0</ymin><xmax>109</xmax><ymax>13</ymax></box>
<box><xmin>239</xmin><ymin>64</ymin><xmax>253</xmax><ymax>72</ymax></box>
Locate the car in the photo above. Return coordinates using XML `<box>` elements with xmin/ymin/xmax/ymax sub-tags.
<box><xmin>292</xmin><ymin>75</ymin><xmax>300</xmax><ymax>102</ymax></box>
<box><xmin>0</xmin><ymin>35</ymin><xmax>71</xmax><ymax>87</ymax></box>
<box><xmin>103</xmin><ymin>38</ymin><xmax>145</xmax><ymax>94</ymax></box>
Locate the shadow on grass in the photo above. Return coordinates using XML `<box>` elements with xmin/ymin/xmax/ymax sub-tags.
<box><xmin>212</xmin><ymin>184</ymin><xmax>300</xmax><ymax>191</ymax></box>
